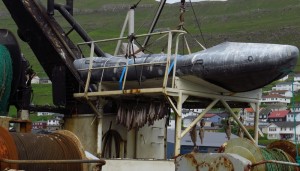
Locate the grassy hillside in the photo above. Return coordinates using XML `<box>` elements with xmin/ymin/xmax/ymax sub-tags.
<box><xmin>1</xmin><ymin>0</ymin><xmax>300</xmax><ymax>74</ymax></box>
<box><xmin>1</xmin><ymin>0</ymin><xmax>300</xmax><ymax>110</ymax></box>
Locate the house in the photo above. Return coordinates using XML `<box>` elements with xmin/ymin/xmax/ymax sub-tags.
<box><xmin>203</xmin><ymin>113</ymin><xmax>222</xmax><ymax>124</ymax></box>
<box><xmin>31</xmin><ymin>75</ymin><xmax>40</xmax><ymax>84</ymax></box>
<box><xmin>262</xmin><ymin>94</ymin><xmax>290</xmax><ymax>104</ymax></box>
<box><xmin>39</xmin><ymin>77</ymin><xmax>52</xmax><ymax>84</ymax></box>
<box><xmin>259</xmin><ymin>108</ymin><xmax>272</xmax><ymax>122</ymax></box>
<box><xmin>269</xmin><ymin>90</ymin><xmax>293</xmax><ymax>98</ymax></box>
<box><xmin>216</xmin><ymin>112</ymin><xmax>229</xmax><ymax>119</ymax></box>
<box><xmin>274</xmin><ymin>122</ymin><xmax>300</xmax><ymax>141</ymax></box>
<box><xmin>191</xmin><ymin>108</ymin><xmax>204</xmax><ymax>113</ymax></box>
<box><xmin>37</xmin><ymin>112</ymin><xmax>56</xmax><ymax>116</ymax></box>
<box><xmin>290</xmin><ymin>103</ymin><xmax>300</xmax><ymax>112</ymax></box>
<box><xmin>240</xmin><ymin>108</ymin><xmax>255</xmax><ymax>126</ymax></box>
<box><xmin>181</xmin><ymin>109</ymin><xmax>197</xmax><ymax>118</ymax></box>
<box><xmin>262</xmin><ymin>122</ymin><xmax>300</xmax><ymax>140</ymax></box>
<box><xmin>263</xmin><ymin>123</ymin><xmax>280</xmax><ymax>139</ymax></box>
<box><xmin>267</xmin><ymin>110</ymin><xmax>289</xmax><ymax>122</ymax></box>
<box><xmin>294</xmin><ymin>73</ymin><xmax>300</xmax><ymax>82</ymax></box>
<box><xmin>47</xmin><ymin>119</ymin><xmax>62</xmax><ymax>131</ymax></box>
<box><xmin>166</xmin><ymin>129</ymin><xmax>238</xmax><ymax>158</ymax></box>
<box><xmin>32</xmin><ymin>121</ymin><xmax>47</xmax><ymax>130</ymax></box>
<box><xmin>286</xmin><ymin>112</ymin><xmax>300</xmax><ymax>122</ymax></box>
<box><xmin>182</xmin><ymin>115</ymin><xmax>197</xmax><ymax>128</ymax></box>
<box><xmin>273</xmin><ymin>82</ymin><xmax>300</xmax><ymax>92</ymax></box>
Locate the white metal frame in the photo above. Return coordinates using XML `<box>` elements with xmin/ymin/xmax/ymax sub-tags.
<box><xmin>74</xmin><ymin>31</ymin><xmax>262</xmax><ymax>157</ymax></box>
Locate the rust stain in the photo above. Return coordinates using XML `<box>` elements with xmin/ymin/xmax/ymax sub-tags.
<box><xmin>184</xmin><ymin>153</ymin><xmax>198</xmax><ymax>165</ymax></box>
<box><xmin>123</xmin><ymin>89</ymin><xmax>141</xmax><ymax>94</ymax></box>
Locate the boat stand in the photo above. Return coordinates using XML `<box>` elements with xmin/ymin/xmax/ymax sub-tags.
<box><xmin>73</xmin><ymin>30</ymin><xmax>262</xmax><ymax>157</ymax></box>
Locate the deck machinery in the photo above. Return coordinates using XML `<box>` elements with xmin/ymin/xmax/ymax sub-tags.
<box><xmin>0</xmin><ymin>0</ymin><xmax>299</xmax><ymax>171</ymax></box>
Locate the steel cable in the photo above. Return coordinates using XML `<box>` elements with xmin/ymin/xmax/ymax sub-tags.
<box><xmin>10</xmin><ymin>132</ymin><xmax>84</xmax><ymax>171</ymax></box>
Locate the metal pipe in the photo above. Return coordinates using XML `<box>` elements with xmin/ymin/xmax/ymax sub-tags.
<box><xmin>84</xmin><ymin>42</ymin><xmax>95</xmax><ymax>94</ymax></box>
<box><xmin>181</xmin><ymin>90</ymin><xmax>260</xmax><ymax>103</ymax></box>
<box><xmin>0</xmin><ymin>158</ymin><xmax>106</xmax><ymax>165</ymax></box>
<box><xmin>114</xmin><ymin>13</ymin><xmax>129</xmax><ymax>56</ymax></box>
<box><xmin>254</xmin><ymin>102</ymin><xmax>260</xmax><ymax>144</ymax></box>
<box><xmin>251</xmin><ymin>160</ymin><xmax>300</xmax><ymax>168</ymax></box>
<box><xmin>174</xmin><ymin>90</ymin><xmax>183</xmax><ymax>156</ymax></box>
<box><xmin>77</xmin><ymin>30</ymin><xmax>186</xmax><ymax>45</ymax></box>
<box><xmin>77</xmin><ymin>61</ymin><xmax>167</xmax><ymax>71</ymax></box>
<box><xmin>172</xmin><ymin>33</ymin><xmax>185</xmax><ymax>88</ymax></box>
<box><xmin>143</xmin><ymin>0</ymin><xmax>166</xmax><ymax>48</ymax></box>
<box><xmin>163</xmin><ymin>32</ymin><xmax>172</xmax><ymax>88</ymax></box>
<box><xmin>221</xmin><ymin>100</ymin><xmax>256</xmax><ymax>143</ymax></box>
<box><xmin>54</xmin><ymin>4</ymin><xmax>106</xmax><ymax>57</ymax></box>
<box><xmin>128</xmin><ymin>9</ymin><xmax>135</xmax><ymax>35</ymax></box>
<box><xmin>66</xmin><ymin>0</ymin><xmax>73</xmax><ymax>15</ymax></box>
<box><xmin>47</xmin><ymin>0</ymin><xmax>54</xmax><ymax>15</ymax></box>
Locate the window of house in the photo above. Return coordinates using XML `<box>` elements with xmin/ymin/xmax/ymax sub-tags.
<box><xmin>269</xmin><ymin>127</ymin><xmax>276</xmax><ymax>131</ymax></box>
<box><xmin>290</xmin><ymin>128</ymin><xmax>293</xmax><ymax>131</ymax></box>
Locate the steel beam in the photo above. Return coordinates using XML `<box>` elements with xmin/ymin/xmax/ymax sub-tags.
<box><xmin>221</xmin><ymin>100</ymin><xmax>256</xmax><ymax>143</ymax></box>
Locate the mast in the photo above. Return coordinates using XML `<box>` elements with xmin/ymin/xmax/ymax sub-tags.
<box><xmin>142</xmin><ymin>0</ymin><xmax>167</xmax><ymax>48</ymax></box>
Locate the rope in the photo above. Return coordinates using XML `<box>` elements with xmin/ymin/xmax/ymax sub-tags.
<box><xmin>0</xmin><ymin>45</ymin><xmax>12</xmax><ymax>116</ymax></box>
<box><xmin>260</xmin><ymin>148</ymin><xmax>293</xmax><ymax>171</ymax></box>
<box><xmin>188</xmin><ymin>0</ymin><xmax>207</xmax><ymax>47</ymax></box>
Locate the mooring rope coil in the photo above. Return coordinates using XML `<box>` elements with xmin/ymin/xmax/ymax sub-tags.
<box><xmin>0</xmin><ymin>45</ymin><xmax>12</xmax><ymax>116</ymax></box>
<box><xmin>10</xmin><ymin>131</ymin><xmax>84</xmax><ymax>171</ymax></box>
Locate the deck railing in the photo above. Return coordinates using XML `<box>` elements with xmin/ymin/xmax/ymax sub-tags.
<box><xmin>76</xmin><ymin>30</ymin><xmax>187</xmax><ymax>95</ymax></box>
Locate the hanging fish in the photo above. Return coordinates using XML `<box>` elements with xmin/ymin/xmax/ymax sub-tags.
<box><xmin>238</xmin><ymin>116</ymin><xmax>244</xmax><ymax>138</ymax></box>
<box><xmin>224</xmin><ymin>119</ymin><xmax>231</xmax><ymax>140</ymax></box>
<box><xmin>189</xmin><ymin>125</ymin><xmax>197</xmax><ymax>147</ymax></box>
<box><xmin>199</xmin><ymin>119</ymin><xmax>205</xmax><ymax>144</ymax></box>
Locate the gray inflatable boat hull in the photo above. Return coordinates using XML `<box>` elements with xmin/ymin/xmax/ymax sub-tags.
<box><xmin>73</xmin><ymin>42</ymin><xmax>299</xmax><ymax>92</ymax></box>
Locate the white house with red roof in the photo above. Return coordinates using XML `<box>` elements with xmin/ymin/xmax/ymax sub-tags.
<box><xmin>262</xmin><ymin>94</ymin><xmax>290</xmax><ymax>104</ymax></box>
<box><xmin>263</xmin><ymin>122</ymin><xmax>300</xmax><ymax>141</ymax></box>
<box><xmin>269</xmin><ymin>90</ymin><xmax>293</xmax><ymax>98</ymax></box>
<box><xmin>267</xmin><ymin>110</ymin><xmax>289</xmax><ymax>122</ymax></box>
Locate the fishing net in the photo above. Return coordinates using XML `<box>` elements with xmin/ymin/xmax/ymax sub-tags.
<box><xmin>0</xmin><ymin>45</ymin><xmax>12</xmax><ymax>116</ymax></box>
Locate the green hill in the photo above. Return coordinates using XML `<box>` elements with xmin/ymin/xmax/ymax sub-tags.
<box><xmin>1</xmin><ymin>0</ymin><xmax>300</xmax><ymax>75</ymax></box>
<box><xmin>1</xmin><ymin>0</ymin><xmax>300</xmax><ymax>111</ymax></box>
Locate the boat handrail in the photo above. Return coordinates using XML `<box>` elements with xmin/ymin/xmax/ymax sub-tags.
<box><xmin>79</xmin><ymin>30</ymin><xmax>186</xmax><ymax>93</ymax></box>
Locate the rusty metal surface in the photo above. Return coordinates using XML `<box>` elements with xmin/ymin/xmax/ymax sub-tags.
<box><xmin>0</xmin><ymin>126</ymin><xmax>18</xmax><ymax>170</ymax></box>
<box><xmin>175</xmin><ymin>152</ymin><xmax>251</xmax><ymax>171</ymax></box>
<box><xmin>219</xmin><ymin>138</ymin><xmax>265</xmax><ymax>171</ymax></box>
<box><xmin>52</xmin><ymin>130</ymin><xmax>86</xmax><ymax>160</ymax></box>
<box><xmin>0</xmin><ymin>158</ymin><xmax>105</xmax><ymax>164</ymax></box>
<box><xmin>10</xmin><ymin>131</ymin><xmax>85</xmax><ymax>171</ymax></box>
<box><xmin>267</xmin><ymin>140</ymin><xmax>299</xmax><ymax>161</ymax></box>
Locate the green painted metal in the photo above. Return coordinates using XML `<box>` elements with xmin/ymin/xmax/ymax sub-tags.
<box><xmin>0</xmin><ymin>45</ymin><xmax>12</xmax><ymax>116</ymax></box>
